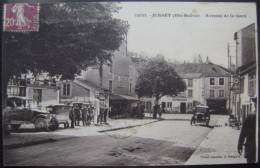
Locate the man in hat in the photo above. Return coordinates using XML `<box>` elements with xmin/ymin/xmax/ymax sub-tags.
<box><xmin>69</xmin><ymin>104</ymin><xmax>76</xmax><ymax>128</ymax></box>
<box><xmin>238</xmin><ymin>97</ymin><xmax>257</xmax><ymax>163</ymax></box>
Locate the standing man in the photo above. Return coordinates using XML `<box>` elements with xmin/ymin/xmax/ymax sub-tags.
<box><xmin>69</xmin><ymin>105</ymin><xmax>75</xmax><ymax>128</ymax></box>
<box><xmin>238</xmin><ymin>97</ymin><xmax>257</xmax><ymax>163</ymax></box>
<box><xmin>74</xmin><ymin>104</ymin><xmax>81</xmax><ymax>126</ymax></box>
<box><xmin>81</xmin><ymin>104</ymin><xmax>88</xmax><ymax>126</ymax></box>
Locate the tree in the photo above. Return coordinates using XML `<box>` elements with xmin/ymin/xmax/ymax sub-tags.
<box><xmin>2</xmin><ymin>2</ymin><xmax>129</xmax><ymax>106</ymax></box>
<box><xmin>135</xmin><ymin>56</ymin><xmax>186</xmax><ymax>118</ymax></box>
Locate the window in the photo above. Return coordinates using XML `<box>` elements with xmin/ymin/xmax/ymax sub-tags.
<box><xmin>109</xmin><ymin>80</ymin><xmax>113</xmax><ymax>93</ymax></box>
<box><xmin>33</xmin><ymin>89</ymin><xmax>42</xmax><ymax>103</ymax></box>
<box><xmin>188</xmin><ymin>89</ymin><xmax>193</xmax><ymax>97</ymax></box>
<box><xmin>129</xmin><ymin>83</ymin><xmax>132</xmax><ymax>94</ymax></box>
<box><xmin>63</xmin><ymin>83</ymin><xmax>71</xmax><ymax>96</ymax></box>
<box><xmin>188</xmin><ymin>79</ymin><xmax>193</xmax><ymax>87</ymax></box>
<box><xmin>167</xmin><ymin>102</ymin><xmax>172</xmax><ymax>108</ymax></box>
<box><xmin>248</xmin><ymin>71</ymin><xmax>256</xmax><ymax>96</ymax></box>
<box><xmin>146</xmin><ymin>101</ymin><xmax>151</xmax><ymax>110</ymax></box>
<box><xmin>210</xmin><ymin>90</ymin><xmax>214</xmax><ymax>98</ymax></box>
<box><xmin>240</xmin><ymin>77</ymin><xmax>244</xmax><ymax>93</ymax></box>
<box><xmin>219</xmin><ymin>90</ymin><xmax>224</xmax><ymax>98</ymax></box>
<box><xmin>210</xmin><ymin>78</ymin><xmax>215</xmax><ymax>85</ymax></box>
<box><xmin>219</xmin><ymin>78</ymin><xmax>224</xmax><ymax>85</ymax></box>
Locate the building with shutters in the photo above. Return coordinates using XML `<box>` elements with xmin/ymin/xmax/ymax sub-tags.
<box><xmin>139</xmin><ymin>59</ymin><xmax>231</xmax><ymax>114</ymax></box>
<box><xmin>232</xmin><ymin>23</ymin><xmax>257</xmax><ymax>124</ymax></box>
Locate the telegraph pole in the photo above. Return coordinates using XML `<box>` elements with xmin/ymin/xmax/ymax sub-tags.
<box><xmin>227</xmin><ymin>43</ymin><xmax>231</xmax><ymax>114</ymax></box>
<box><xmin>227</xmin><ymin>43</ymin><xmax>237</xmax><ymax>115</ymax></box>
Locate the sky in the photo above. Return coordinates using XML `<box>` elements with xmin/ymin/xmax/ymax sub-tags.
<box><xmin>113</xmin><ymin>2</ymin><xmax>257</xmax><ymax>68</ymax></box>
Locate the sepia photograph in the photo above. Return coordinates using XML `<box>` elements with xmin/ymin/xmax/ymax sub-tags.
<box><xmin>1</xmin><ymin>0</ymin><xmax>258</xmax><ymax>167</ymax></box>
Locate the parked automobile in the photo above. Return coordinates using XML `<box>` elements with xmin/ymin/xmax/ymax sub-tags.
<box><xmin>190</xmin><ymin>105</ymin><xmax>210</xmax><ymax>126</ymax></box>
<box><xmin>46</xmin><ymin>104</ymin><xmax>70</xmax><ymax>129</ymax></box>
<box><xmin>5</xmin><ymin>96</ymin><xmax>57</xmax><ymax>131</ymax></box>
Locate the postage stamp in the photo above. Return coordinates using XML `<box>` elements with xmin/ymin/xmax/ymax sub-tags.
<box><xmin>3</xmin><ymin>3</ymin><xmax>39</xmax><ymax>32</ymax></box>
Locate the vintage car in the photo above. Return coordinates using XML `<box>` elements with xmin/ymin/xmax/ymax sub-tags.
<box><xmin>46</xmin><ymin>104</ymin><xmax>70</xmax><ymax>129</ymax></box>
<box><xmin>190</xmin><ymin>105</ymin><xmax>210</xmax><ymax>126</ymax></box>
<box><xmin>5</xmin><ymin>96</ymin><xmax>57</xmax><ymax>131</ymax></box>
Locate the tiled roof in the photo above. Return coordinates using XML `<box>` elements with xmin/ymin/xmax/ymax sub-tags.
<box><xmin>172</xmin><ymin>62</ymin><xmax>230</xmax><ymax>77</ymax></box>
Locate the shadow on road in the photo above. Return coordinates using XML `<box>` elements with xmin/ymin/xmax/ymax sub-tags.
<box><xmin>10</xmin><ymin>127</ymin><xmax>78</xmax><ymax>133</ymax></box>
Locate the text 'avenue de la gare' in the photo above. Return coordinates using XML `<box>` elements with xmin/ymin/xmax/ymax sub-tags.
<box><xmin>135</xmin><ymin>13</ymin><xmax>247</xmax><ymax>18</ymax></box>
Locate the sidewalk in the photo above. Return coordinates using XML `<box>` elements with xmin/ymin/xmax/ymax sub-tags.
<box><xmin>185</xmin><ymin>117</ymin><xmax>247</xmax><ymax>165</ymax></box>
<box><xmin>3</xmin><ymin>118</ymin><xmax>158</xmax><ymax>149</ymax></box>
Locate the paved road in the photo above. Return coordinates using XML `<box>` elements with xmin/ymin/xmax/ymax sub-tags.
<box><xmin>3</xmin><ymin>114</ymin><xmax>224</xmax><ymax>166</ymax></box>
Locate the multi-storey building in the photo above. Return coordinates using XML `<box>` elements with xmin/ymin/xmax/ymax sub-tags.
<box><xmin>232</xmin><ymin>23</ymin><xmax>257</xmax><ymax>123</ymax></box>
<box><xmin>80</xmin><ymin>40</ymin><xmax>139</xmax><ymax>117</ymax></box>
<box><xmin>7</xmin><ymin>73</ymin><xmax>59</xmax><ymax>110</ymax></box>
<box><xmin>139</xmin><ymin>60</ymin><xmax>231</xmax><ymax>114</ymax></box>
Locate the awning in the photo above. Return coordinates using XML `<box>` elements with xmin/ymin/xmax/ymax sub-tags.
<box><xmin>110</xmin><ymin>94</ymin><xmax>139</xmax><ymax>101</ymax></box>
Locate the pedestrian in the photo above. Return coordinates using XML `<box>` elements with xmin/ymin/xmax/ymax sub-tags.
<box><xmin>237</xmin><ymin>97</ymin><xmax>257</xmax><ymax>163</ymax></box>
<box><xmin>82</xmin><ymin>104</ymin><xmax>88</xmax><ymax>126</ymax></box>
<box><xmin>69</xmin><ymin>106</ymin><xmax>75</xmax><ymax>128</ymax></box>
<box><xmin>158</xmin><ymin>107</ymin><xmax>164</xmax><ymax>119</ymax></box>
<box><xmin>74</xmin><ymin>104</ymin><xmax>81</xmax><ymax>126</ymax></box>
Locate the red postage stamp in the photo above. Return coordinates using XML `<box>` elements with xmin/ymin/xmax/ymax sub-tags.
<box><xmin>3</xmin><ymin>3</ymin><xmax>39</xmax><ymax>32</ymax></box>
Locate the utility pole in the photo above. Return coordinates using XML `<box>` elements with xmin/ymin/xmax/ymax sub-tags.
<box><xmin>227</xmin><ymin>43</ymin><xmax>237</xmax><ymax>117</ymax></box>
<box><xmin>228</xmin><ymin>43</ymin><xmax>231</xmax><ymax>114</ymax></box>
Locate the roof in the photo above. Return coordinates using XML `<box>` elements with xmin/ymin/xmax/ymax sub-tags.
<box><xmin>76</xmin><ymin>79</ymin><xmax>107</xmax><ymax>93</ymax></box>
<box><xmin>172</xmin><ymin>62</ymin><xmax>230</xmax><ymax>77</ymax></box>
<box><xmin>110</xmin><ymin>94</ymin><xmax>139</xmax><ymax>101</ymax></box>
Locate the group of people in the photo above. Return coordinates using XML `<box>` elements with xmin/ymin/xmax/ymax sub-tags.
<box><xmin>69</xmin><ymin>103</ymin><xmax>110</xmax><ymax>128</ymax></box>
<box><xmin>69</xmin><ymin>103</ymin><xmax>94</xmax><ymax>128</ymax></box>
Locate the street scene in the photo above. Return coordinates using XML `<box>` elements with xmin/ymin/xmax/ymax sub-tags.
<box><xmin>2</xmin><ymin>1</ymin><xmax>258</xmax><ymax>167</ymax></box>
<box><xmin>3</xmin><ymin>114</ymin><xmax>246</xmax><ymax>166</ymax></box>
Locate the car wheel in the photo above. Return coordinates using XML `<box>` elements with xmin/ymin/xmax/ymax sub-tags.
<box><xmin>49</xmin><ymin>118</ymin><xmax>59</xmax><ymax>131</ymax></box>
<box><xmin>10</xmin><ymin>124</ymin><xmax>21</xmax><ymax>130</ymax></box>
<box><xmin>34</xmin><ymin>118</ymin><xmax>48</xmax><ymax>131</ymax></box>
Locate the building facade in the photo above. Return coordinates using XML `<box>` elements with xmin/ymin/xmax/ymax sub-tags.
<box><xmin>80</xmin><ymin>40</ymin><xmax>139</xmax><ymax>117</ymax></box>
<box><xmin>232</xmin><ymin>23</ymin><xmax>257</xmax><ymax>124</ymax></box>
<box><xmin>139</xmin><ymin>61</ymin><xmax>231</xmax><ymax>114</ymax></box>
<box><xmin>60</xmin><ymin>79</ymin><xmax>109</xmax><ymax>124</ymax></box>
<box><xmin>7</xmin><ymin>73</ymin><xmax>59</xmax><ymax>110</ymax></box>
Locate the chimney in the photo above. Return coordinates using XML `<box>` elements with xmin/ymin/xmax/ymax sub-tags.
<box><xmin>206</xmin><ymin>56</ymin><xmax>209</xmax><ymax>64</ymax></box>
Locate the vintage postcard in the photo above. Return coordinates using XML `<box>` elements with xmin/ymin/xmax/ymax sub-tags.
<box><xmin>2</xmin><ymin>0</ymin><xmax>258</xmax><ymax>167</ymax></box>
